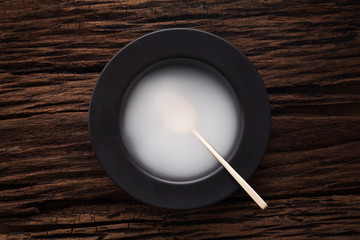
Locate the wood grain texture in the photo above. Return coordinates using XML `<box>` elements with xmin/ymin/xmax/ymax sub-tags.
<box><xmin>1</xmin><ymin>0</ymin><xmax>359</xmax><ymax>239</ymax></box>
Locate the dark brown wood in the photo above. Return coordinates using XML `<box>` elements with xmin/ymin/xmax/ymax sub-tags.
<box><xmin>1</xmin><ymin>0</ymin><xmax>360</xmax><ymax>239</ymax></box>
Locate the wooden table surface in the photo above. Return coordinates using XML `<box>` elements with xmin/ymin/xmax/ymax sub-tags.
<box><xmin>1</xmin><ymin>0</ymin><xmax>360</xmax><ymax>239</ymax></box>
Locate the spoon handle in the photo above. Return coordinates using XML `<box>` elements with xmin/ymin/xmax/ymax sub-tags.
<box><xmin>192</xmin><ymin>129</ymin><xmax>268</xmax><ymax>210</ymax></box>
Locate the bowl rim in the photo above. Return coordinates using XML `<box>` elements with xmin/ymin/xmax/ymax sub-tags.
<box><xmin>88</xmin><ymin>28</ymin><xmax>271</xmax><ymax>210</ymax></box>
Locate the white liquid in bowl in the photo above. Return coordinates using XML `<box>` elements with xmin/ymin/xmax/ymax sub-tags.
<box><xmin>121</xmin><ymin>60</ymin><xmax>241</xmax><ymax>182</ymax></box>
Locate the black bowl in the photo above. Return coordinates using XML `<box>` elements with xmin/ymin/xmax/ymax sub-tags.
<box><xmin>89</xmin><ymin>28</ymin><xmax>270</xmax><ymax>209</ymax></box>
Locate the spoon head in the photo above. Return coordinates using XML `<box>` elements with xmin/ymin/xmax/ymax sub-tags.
<box><xmin>154</xmin><ymin>89</ymin><xmax>197</xmax><ymax>133</ymax></box>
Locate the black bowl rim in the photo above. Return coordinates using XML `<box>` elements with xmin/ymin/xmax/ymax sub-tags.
<box><xmin>88</xmin><ymin>28</ymin><xmax>271</xmax><ymax>210</ymax></box>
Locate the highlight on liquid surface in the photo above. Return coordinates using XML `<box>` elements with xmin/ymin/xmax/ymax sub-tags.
<box><xmin>121</xmin><ymin>59</ymin><xmax>241</xmax><ymax>182</ymax></box>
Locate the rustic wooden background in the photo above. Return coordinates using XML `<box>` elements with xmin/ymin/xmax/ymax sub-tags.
<box><xmin>1</xmin><ymin>0</ymin><xmax>360</xmax><ymax>239</ymax></box>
